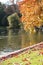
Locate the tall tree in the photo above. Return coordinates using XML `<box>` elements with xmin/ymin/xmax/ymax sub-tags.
<box><xmin>0</xmin><ymin>2</ymin><xmax>6</xmax><ymax>26</ymax></box>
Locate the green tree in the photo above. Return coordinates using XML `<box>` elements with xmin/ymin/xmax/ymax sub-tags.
<box><xmin>0</xmin><ymin>2</ymin><xmax>6</xmax><ymax>26</ymax></box>
<box><xmin>7</xmin><ymin>13</ymin><xmax>21</xmax><ymax>30</ymax></box>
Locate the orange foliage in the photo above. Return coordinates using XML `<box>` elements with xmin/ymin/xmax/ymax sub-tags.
<box><xmin>18</xmin><ymin>0</ymin><xmax>43</xmax><ymax>31</ymax></box>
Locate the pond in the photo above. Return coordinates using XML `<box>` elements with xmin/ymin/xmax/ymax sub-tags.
<box><xmin>0</xmin><ymin>27</ymin><xmax>43</xmax><ymax>55</ymax></box>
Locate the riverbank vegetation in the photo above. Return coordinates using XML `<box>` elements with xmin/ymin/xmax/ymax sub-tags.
<box><xmin>0</xmin><ymin>2</ymin><xmax>22</xmax><ymax>32</ymax></box>
<box><xmin>0</xmin><ymin>0</ymin><xmax>43</xmax><ymax>33</ymax></box>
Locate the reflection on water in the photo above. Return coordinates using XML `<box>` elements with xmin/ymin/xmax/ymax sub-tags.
<box><xmin>0</xmin><ymin>27</ymin><xmax>43</xmax><ymax>53</ymax></box>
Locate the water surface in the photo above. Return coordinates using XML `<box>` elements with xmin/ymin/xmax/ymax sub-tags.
<box><xmin>0</xmin><ymin>27</ymin><xmax>43</xmax><ymax>55</ymax></box>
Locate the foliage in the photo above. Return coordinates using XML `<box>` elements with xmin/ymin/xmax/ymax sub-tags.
<box><xmin>0</xmin><ymin>2</ymin><xmax>4</xmax><ymax>13</ymax></box>
<box><xmin>7</xmin><ymin>13</ymin><xmax>21</xmax><ymax>29</ymax></box>
<box><xmin>18</xmin><ymin>0</ymin><xmax>43</xmax><ymax>31</ymax></box>
<box><xmin>0</xmin><ymin>2</ymin><xmax>9</xmax><ymax>26</ymax></box>
<box><xmin>0</xmin><ymin>2</ymin><xmax>6</xmax><ymax>26</ymax></box>
<box><xmin>1</xmin><ymin>15</ymin><xmax>9</xmax><ymax>26</ymax></box>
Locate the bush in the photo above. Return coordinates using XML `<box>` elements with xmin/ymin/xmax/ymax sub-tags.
<box><xmin>1</xmin><ymin>15</ymin><xmax>9</xmax><ymax>26</ymax></box>
<box><xmin>7</xmin><ymin>13</ymin><xmax>21</xmax><ymax>29</ymax></box>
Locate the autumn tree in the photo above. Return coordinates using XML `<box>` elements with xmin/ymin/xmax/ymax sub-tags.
<box><xmin>18</xmin><ymin>0</ymin><xmax>43</xmax><ymax>31</ymax></box>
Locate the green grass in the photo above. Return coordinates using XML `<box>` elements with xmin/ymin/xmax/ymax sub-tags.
<box><xmin>0</xmin><ymin>49</ymin><xmax>43</xmax><ymax>65</ymax></box>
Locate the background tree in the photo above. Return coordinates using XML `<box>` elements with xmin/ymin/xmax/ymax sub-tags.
<box><xmin>0</xmin><ymin>2</ymin><xmax>6</xmax><ymax>26</ymax></box>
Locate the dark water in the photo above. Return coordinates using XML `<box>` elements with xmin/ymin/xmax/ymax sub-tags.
<box><xmin>0</xmin><ymin>27</ymin><xmax>43</xmax><ymax>53</ymax></box>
